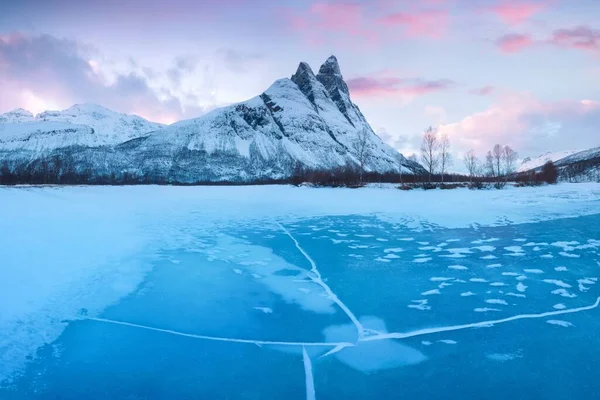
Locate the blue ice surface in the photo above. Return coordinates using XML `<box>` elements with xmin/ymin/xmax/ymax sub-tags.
<box><xmin>2</xmin><ymin>213</ymin><xmax>600</xmax><ymax>399</ymax></box>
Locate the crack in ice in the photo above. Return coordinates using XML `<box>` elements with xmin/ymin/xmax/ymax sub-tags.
<box><xmin>277</xmin><ymin>222</ymin><xmax>365</xmax><ymax>339</ymax></box>
<box><xmin>360</xmin><ymin>296</ymin><xmax>600</xmax><ymax>342</ymax></box>
<box><xmin>86</xmin><ymin>317</ymin><xmax>353</xmax><ymax>348</ymax></box>
<box><xmin>303</xmin><ymin>347</ymin><xmax>316</xmax><ymax>400</ymax></box>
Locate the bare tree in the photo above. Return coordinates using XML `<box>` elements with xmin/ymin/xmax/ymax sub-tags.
<box><xmin>420</xmin><ymin>126</ymin><xmax>440</xmax><ymax>183</ymax></box>
<box><xmin>353</xmin><ymin>127</ymin><xmax>371</xmax><ymax>184</ymax></box>
<box><xmin>502</xmin><ymin>145</ymin><xmax>518</xmax><ymax>183</ymax></box>
<box><xmin>492</xmin><ymin>144</ymin><xmax>503</xmax><ymax>178</ymax></box>
<box><xmin>463</xmin><ymin>150</ymin><xmax>479</xmax><ymax>184</ymax></box>
<box><xmin>439</xmin><ymin>133</ymin><xmax>452</xmax><ymax>184</ymax></box>
<box><xmin>485</xmin><ymin>151</ymin><xmax>495</xmax><ymax>178</ymax></box>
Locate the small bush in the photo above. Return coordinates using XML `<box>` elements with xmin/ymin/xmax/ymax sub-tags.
<box><xmin>440</xmin><ymin>183</ymin><xmax>465</xmax><ymax>190</ymax></box>
<box><xmin>397</xmin><ymin>184</ymin><xmax>413</xmax><ymax>191</ymax></box>
<box><xmin>469</xmin><ymin>181</ymin><xmax>488</xmax><ymax>190</ymax></box>
<box><xmin>421</xmin><ymin>183</ymin><xmax>437</xmax><ymax>190</ymax></box>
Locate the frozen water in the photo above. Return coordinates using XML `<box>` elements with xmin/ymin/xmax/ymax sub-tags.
<box><xmin>1</xmin><ymin>184</ymin><xmax>600</xmax><ymax>399</ymax></box>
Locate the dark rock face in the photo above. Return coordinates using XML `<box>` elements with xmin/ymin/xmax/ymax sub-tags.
<box><xmin>316</xmin><ymin>56</ymin><xmax>351</xmax><ymax>97</ymax></box>
<box><xmin>291</xmin><ymin>62</ymin><xmax>318</xmax><ymax>108</ymax></box>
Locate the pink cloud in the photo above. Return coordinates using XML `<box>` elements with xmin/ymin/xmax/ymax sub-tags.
<box><xmin>496</xmin><ymin>33</ymin><xmax>533</xmax><ymax>53</ymax></box>
<box><xmin>470</xmin><ymin>85</ymin><xmax>495</xmax><ymax>96</ymax></box>
<box><xmin>309</xmin><ymin>3</ymin><xmax>363</xmax><ymax>31</ymax></box>
<box><xmin>438</xmin><ymin>93</ymin><xmax>600</xmax><ymax>156</ymax></box>
<box><xmin>488</xmin><ymin>2</ymin><xmax>546</xmax><ymax>25</ymax></box>
<box><xmin>285</xmin><ymin>2</ymin><xmax>379</xmax><ymax>46</ymax></box>
<box><xmin>550</xmin><ymin>26</ymin><xmax>600</xmax><ymax>54</ymax></box>
<box><xmin>401</xmin><ymin>80</ymin><xmax>455</xmax><ymax>96</ymax></box>
<box><xmin>378</xmin><ymin>10</ymin><xmax>449</xmax><ymax>38</ymax></box>
<box><xmin>286</xmin><ymin>1</ymin><xmax>452</xmax><ymax>46</ymax></box>
<box><xmin>347</xmin><ymin>76</ymin><xmax>454</xmax><ymax>97</ymax></box>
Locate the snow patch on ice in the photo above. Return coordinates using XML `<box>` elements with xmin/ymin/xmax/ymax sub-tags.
<box><xmin>438</xmin><ymin>340</ymin><xmax>457</xmax><ymax>345</ymax></box>
<box><xmin>448</xmin><ymin>265</ymin><xmax>468</xmax><ymax>270</ymax></box>
<box><xmin>254</xmin><ymin>307</ymin><xmax>273</xmax><ymax>314</ymax></box>
<box><xmin>546</xmin><ymin>320</ymin><xmax>573</xmax><ymax>327</ymax></box>
<box><xmin>384</xmin><ymin>248</ymin><xmax>404</xmax><ymax>253</ymax></box>
<box><xmin>408</xmin><ymin>300</ymin><xmax>431</xmax><ymax>311</ymax></box>
<box><xmin>543</xmin><ymin>279</ymin><xmax>571</xmax><ymax>288</ymax></box>
<box><xmin>414</xmin><ymin>257</ymin><xmax>432</xmax><ymax>263</ymax></box>
<box><xmin>323</xmin><ymin>317</ymin><xmax>426</xmax><ymax>372</ymax></box>
<box><xmin>485</xmin><ymin>299</ymin><xmax>508</xmax><ymax>305</ymax></box>
<box><xmin>487</xmin><ymin>351</ymin><xmax>523</xmax><ymax>362</ymax></box>
<box><xmin>473</xmin><ymin>246</ymin><xmax>495</xmax><ymax>252</ymax></box>
<box><xmin>551</xmin><ymin>289</ymin><xmax>577</xmax><ymax>298</ymax></box>
<box><xmin>517</xmin><ymin>282</ymin><xmax>528</xmax><ymax>293</ymax></box>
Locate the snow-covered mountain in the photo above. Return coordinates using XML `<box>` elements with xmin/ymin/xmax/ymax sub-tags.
<box><xmin>0</xmin><ymin>56</ymin><xmax>423</xmax><ymax>183</ymax></box>
<box><xmin>519</xmin><ymin>147</ymin><xmax>600</xmax><ymax>182</ymax></box>
<box><xmin>35</xmin><ymin>104</ymin><xmax>165</xmax><ymax>144</ymax></box>
<box><xmin>518</xmin><ymin>150</ymin><xmax>582</xmax><ymax>172</ymax></box>
<box><xmin>0</xmin><ymin>109</ymin><xmax>35</xmax><ymax>124</ymax></box>
<box><xmin>0</xmin><ymin>104</ymin><xmax>164</xmax><ymax>155</ymax></box>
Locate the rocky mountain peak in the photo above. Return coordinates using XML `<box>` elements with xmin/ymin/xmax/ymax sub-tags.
<box><xmin>318</xmin><ymin>55</ymin><xmax>342</xmax><ymax>77</ymax></box>
<box><xmin>292</xmin><ymin>62</ymin><xmax>315</xmax><ymax>80</ymax></box>
<box><xmin>316</xmin><ymin>55</ymin><xmax>350</xmax><ymax>98</ymax></box>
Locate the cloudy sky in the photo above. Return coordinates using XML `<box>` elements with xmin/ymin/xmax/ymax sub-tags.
<box><xmin>1</xmin><ymin>0</ymin><xmax>599</xmax><ymax>161</ymax></box>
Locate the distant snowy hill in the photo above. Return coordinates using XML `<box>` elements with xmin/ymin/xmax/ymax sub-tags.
<box><xmin>0</xmin><ymin>104</ymin><xmax>164</xmax><ymax>155</ymax></box>
<box><xmin>35</xmin><ymin>104</ymin><xmax>164</xmax><ymax>145</ymax></box>
<box><xmin>0</xmin><ymin>56</ymin><xmax>423</xmax><ymax>183</ymax></box>
<box><xmin>518</xmin><ymin>150</ymin><xmax>581</xmax><ymax>173</ymax></box>
<box><xmin>0</xmin><ymin>109</ymin><xmax>35</xmax><ymax>124</ymax></box>
<box><xmin>519</xmin><ymin>147</ymin><xmax>600</xmax><ymax>182</ymax></box>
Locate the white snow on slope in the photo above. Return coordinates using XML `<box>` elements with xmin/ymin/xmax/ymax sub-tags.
<box><xmin>0</xmin><ymin>104</ymin><xmax>164</xmax><ymax>151</ymax></box>
<box><xmin>0</xmin><ymin>108</ymin><xmax>35</xmax><ymax>124</ymax></box>
<box><xmin>518</xmin><ymin>150</ymin><xmax>581</xmax><ymax>172</ymax></box>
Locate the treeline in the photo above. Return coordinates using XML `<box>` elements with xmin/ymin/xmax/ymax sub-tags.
<box><xmin>0</xmin><ymin>158</ymin><xmax>287</xmax><ymax>186</ymax></box>
<box><xmin>514</xmin><ymin>161</ymin><xmax>559</xmax><ymax>186</ymax></box>
<box><xmin>288</xmin><ymin>164</ymin><xmax>490</xmax><ymax>188</ymax></box>
<box><xmin>561</xmin><ymin>155</ymin><xmax>600</xmax><ymax>182</ymax></box>
<box><xmin>1</xmin><ymin>157</ymin><xmax>474</xmax><ymax>187</ymax></box>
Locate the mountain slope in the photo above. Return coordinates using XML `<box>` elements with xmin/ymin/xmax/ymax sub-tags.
<box><xmin>518</xmin><ymin>150</ymin><xmax>582</xmax><ymax>172</ymax></box>
<box><xmin>0</xmin><ymin>109</ymin><xmax>35</xmax><ymax>124</ymax></box>
<box><xmin>519</xmin><ymin>147</ymin><xmax>600</xmax><ymax>182</ymax></box>
<box><xmin>34</xmin><ymin>104</ymin><xmax>164</xmax><ymax>145</ymax></box>
<box><xmin>0</xmin><ymin>104</ymin><xmax>164</xmax><ymax>156</ymax></box>
<box><xmin>0</xmin><ymin>56</ymin><xmax>423</xmax><ymax>183</ymax></box>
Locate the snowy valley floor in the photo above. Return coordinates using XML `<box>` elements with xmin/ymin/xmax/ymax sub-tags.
<box><xmin>1</xmin><ymin>184</ymin><xmax>600</xmax><ymax>399</ymax></box>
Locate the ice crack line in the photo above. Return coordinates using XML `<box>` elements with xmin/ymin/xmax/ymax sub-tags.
<box><xmin>277</xmin><ymin>221</ymin><xmax>365</xmax><ymax>340</ymax></box>
<box><xmin>360</xmin><ymin>296</ymin><xmax>600</xmax><ymax>342</ymax></box>
<box><xmin>303</xmin><ymin>347</ymin><xmax>316</xmax><ymax>400</ymax></box>
<box><xmin>86</xmin><ymin>317</ymin><xmax>353</xmax><ymax>348</ymax></box>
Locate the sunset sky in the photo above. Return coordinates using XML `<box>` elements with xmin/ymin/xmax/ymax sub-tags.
<box><xmin>1</xmin><ymin>0</ymin><xmax>599</xmax><ymax>160</ymax></box>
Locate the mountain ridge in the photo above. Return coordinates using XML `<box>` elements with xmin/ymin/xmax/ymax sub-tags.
<box><xmin>0</xmin><ymin>56</ymin><xmax>424</xmax><ymax>183</ymax></box>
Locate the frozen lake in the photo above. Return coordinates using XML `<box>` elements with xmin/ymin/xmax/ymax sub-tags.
<box><xmin>1</xmin><ymin>184</ymin><xmax>600</xmax><ymax>399</ymax></box>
